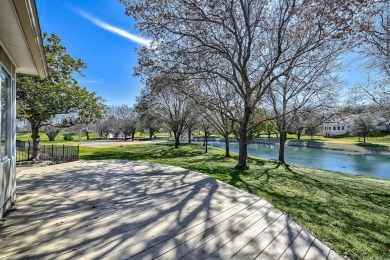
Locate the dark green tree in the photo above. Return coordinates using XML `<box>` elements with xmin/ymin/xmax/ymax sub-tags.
<box><xmin>17</xmin><ymin>33</ymin><xmax>105</xmax><ymax>159</ymax></box>
<box><xmin>135</xmin><ymin>89</ymin><xmax>162</xmax><ymax>140</ymax></box>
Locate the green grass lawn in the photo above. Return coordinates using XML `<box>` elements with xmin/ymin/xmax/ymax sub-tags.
<box><xmin>17</xmin><ymin>132</ymin><xmax>100</xmax><ymax>145</ymax></box>
<box><xmin>17</xmin><ymin>131</ymin><xmax>390</xmax><ymax>148</ymax></box>
<box><xmin>79</xmin><ymin>143</ymin><xmax>390</xmax><ymax>260</ymax></box>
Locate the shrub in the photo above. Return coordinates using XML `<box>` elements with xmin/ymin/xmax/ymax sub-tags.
<box><xmin>63</xmin><ymin>133</ymin><xmax>73</xmax><ymax>141</ymax></box>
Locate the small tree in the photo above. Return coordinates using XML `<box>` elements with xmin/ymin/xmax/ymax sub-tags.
<box><xmin>17</xmin><ymin>34</ymin><xmax>105</xmax><ymax>159</ymax></box>
<box><xmin>260</xmin><ymin>120</ymin><xmax>278</xmax><ymax>139</ymax></box>
<box><xmin>350</xmin><ymin>116</ymin><xmax>377</xmax><ymax>143</ymax></box>
<box><xmin>135</xmin><ymin>88</ymin><xmax>162</xmax><ymax>140</ymax></box>
<box><xmin>305</xmin><ymin>126</ymin><xmax>318</xmax><ymax>141</ymax></box>
<box><xmin>199</xmin><ymin>118</ymin><xmax>213</xmax><ymax>154</ymax></box>
<box><xmin>41</xmin><ymin>125</ymin><xmax>61</xmax><ymax>141</ymax></box>
<box><xmin>93</xmin><ymin>118</ymin><xmax>112</xmax><ymax>140</ymax></box>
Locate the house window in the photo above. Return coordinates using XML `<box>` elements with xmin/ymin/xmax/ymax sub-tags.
<box><xmin>342</xmin><ymin>126</ymin><xmax>345</xmax><ymax>130</ymax></box>
<box><xmin>337</xmin><ymin>126</ymin><xmax>340</xmax><ymax>130</ymax></box>
<box><xmin>0</xmin><ymin>69</ymin><xmax>10</xmax><ymax>160</ymax></box>
<box><xmin>333</xmin><ymin>126</ymin><xmax>336</xmax><ymax>130</ymax></box>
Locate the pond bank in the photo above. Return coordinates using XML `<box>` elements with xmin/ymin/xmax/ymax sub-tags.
<box><xmin>192</xmin><ymin>137</ymin><xmax>390</xmax><ymax>155</ymax></box>
<box><xmin>286</xmin><ymin>140</ymin><xmax>390</xmax><ymax>155</ymax></box>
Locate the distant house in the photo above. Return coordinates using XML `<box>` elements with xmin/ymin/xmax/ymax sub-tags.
<box><xmin>322</xmin><ymin>115</ymin><xmax>390</xmax><ymax>137</ymax></box>
<box><xmin>0</xmin><ymin>0</ymin><xmax>47</xmax><ymax>217</ymax></box>
<box><xmin>107</xmin><ymin>133</ymin><xmax>126</xmax><ymax>140</ymax></box>
<box><xmin>322</xmin><ymin>120</ymin><xmax>352</xmax><ymax>137</ymax></box>
<box><xmin>322</xmin><ymin>116</ymin><xmax>353</xmax><ymax>137</ymax></box>
<box><xmin>376</xmin><ymin>118</ymin><xmax>390</xmax><ymax>132</ymax></box>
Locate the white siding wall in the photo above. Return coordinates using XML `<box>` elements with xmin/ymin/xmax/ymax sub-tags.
<box><xmin>322</xmin><ymin>123</ymin><xmax>350</xmax><ymax>137</ymax></box>
<box><xmin>0</xmin><ymin>48</ymin><xmax>16</xmax><ymax>217</ymax></box>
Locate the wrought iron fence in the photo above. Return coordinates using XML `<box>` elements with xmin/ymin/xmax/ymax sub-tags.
<box><xmin>16</xmin><ymin>140</ymin><xmax>79</xmax><ymax>164</ymax></box>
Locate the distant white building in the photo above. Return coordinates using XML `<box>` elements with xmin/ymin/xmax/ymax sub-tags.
<box><xmin>376</xmin><ymin>118</ymin><xmax>390</xmax><ymax>132</ymax></box>
<box><xmin>322</xmin><ymin>121</ymin><xmax>352</xmax><ymax>137</ymax></box>
<box><xmin>322</xmin><ymin>115</ymin><xmax>390</xmax><ymax>137</ymax></box>
<box><xmin>107</xmin><ymin>133</ymin><xmax>126</xmax><ymax>140</ymax></box>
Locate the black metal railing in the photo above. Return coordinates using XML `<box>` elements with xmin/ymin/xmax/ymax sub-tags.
<box><xmin>16</xmin><ymin>140</ymin><xmax>79</xmax><ymax>164</ymax></box>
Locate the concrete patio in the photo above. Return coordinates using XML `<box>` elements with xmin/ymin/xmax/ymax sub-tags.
<box><xmin>0</xmin><ymin>160</ymin><xmax>342</xmax><ymax>259</ymax></box>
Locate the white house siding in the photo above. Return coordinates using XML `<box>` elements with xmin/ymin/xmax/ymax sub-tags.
<box><xmin>0</xmin><ymin>45</ymin><xmax>17</xmax><ymax>217</ymax></box>
<box><xmin>0</xmin><ymin>0</ymin><xmax>47</xmax><ymax>217</ymax></box>
<box><xmin>322</xmin><ymin>122</ymin><xmax>351</xmax><ymax>137</ymax></box>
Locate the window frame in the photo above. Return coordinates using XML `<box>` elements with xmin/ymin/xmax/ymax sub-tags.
<box><xmin>0</xmin><ymin>65</ymin><xmax>11</xmax><ymax>162</ymax></box>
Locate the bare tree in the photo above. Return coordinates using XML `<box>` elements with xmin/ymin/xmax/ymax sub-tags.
<box><xmin>202</xmin><ymin>108</ymin><xmax>235</xmax><ymax>157</ymax></box>
<box><xmin>268</xmin><ymin>62</ymin><xmax>339</xmax><ymax>163</ymax></box>
<box><xmin>199</xmin><ymin>117</ymin><xmax>213</xmax><ymax>154</ymax></box>
<box><xmin>150</xmin><ymin>79</ymin><xmax>194</xmax><ymax>148</ymax></box>
<box><xmin>93</xmin><ymin>118</ymin><xmax>112</xmax><ymax>140</ymax></box>
<box><xmin>185</xmin><ymin>112</ymin><xmax>198</xmax><ymax>144</ymax></box>
<box><xmin>350</xmin><ymin>116</ymin><xmax>377</xmax><ymax>143</ymax></box>
<box><xmin>125</xmin><ymin>0</ymin><xmax>379</xmax><ymax>169</ymax></box>
<box><xmin>363</xmin><ymin>3</ymin><xmax>390</xmax><ymax>77</ymax></box>
<box><xmin>117</xmin><ymin>105</ymin><xmax>138</xmax><ymax>141</ymax></box>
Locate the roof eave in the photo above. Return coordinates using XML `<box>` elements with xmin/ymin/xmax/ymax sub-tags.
<box><xmin>12</xmin><ymin>0</ymin><xmax>47</xmax><ymax>78</ymax></box>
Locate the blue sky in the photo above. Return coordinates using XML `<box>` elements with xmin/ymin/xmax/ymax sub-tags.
<box><xmin>36</xmin><ymin>0</ymin><xmax>150</xmax><ymax>106</ymax></box>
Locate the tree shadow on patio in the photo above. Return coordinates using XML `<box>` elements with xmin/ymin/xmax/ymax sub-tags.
<box><xmin>0</xmin><ymin>160</ymin><xmax>335</xmax><ymax>259</ymax></box>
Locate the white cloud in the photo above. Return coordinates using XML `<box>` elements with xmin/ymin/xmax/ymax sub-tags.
<box><xmin>78</xmin><ymin>78</ymin><xmax>104</xmax><ymax>84</ymax></box>
<box><xmin>77</xmin><ymin>10</ymin><xmax>151</xmax><ymax>46</ymax></box>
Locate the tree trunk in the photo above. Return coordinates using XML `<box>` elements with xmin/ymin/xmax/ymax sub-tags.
<box><xmin>188</xmin><ymin>129</ymin><xmax>192</xmax><ymax>144</ymax></box>
<box><xmin>224</xmin><ymin>131</ymin><xmax>231</xmax><ymax>157</ymax></box>
<box><xmin>124</xmin><ymin>133</ymin><xmax>127</xmax><ymax>140</ymax></box>
<box><xmin>235</xmin><ymin>107</ymin><xmax>250</xmax><ymax>169</ymax></box>
<box><xmin>174</xmin><ymin>133</ymin><xmax>180</xmax><ymax>148</ymax></box>
<box><xmin>363</xmin><ymin>135</ymin><xmax>366</xmax><ymax>143</ymax></box>
<box><xmin>30</xmin><ymin>124</ymin><xmax>41</xmax><ymax>160</ymax></box>
<box><xmin>204</xmin><ymin>134</ymin><xmax>208</xmax><ymax>153</ymax></box>
<box><xmin>278</xmin><ymin>132</ymin><xmax>287</xmax><ymax>163</ymax></box>
<box><xmin>47</xmin><ymin>133</ymin><xmax>56</xmax><ymax>141</ymax></box>
<box><xmin>297</xmin><ymin>132</ymin><xmax>301</xmax><ymax>139</ymax></box>
<box><xmin>149</xmin><ymin>129</ymin><xmax>153</xmax><ymax>140</ymax></box>
<box><xmin>86</xmin><ymin>131</ymin><xmax>90</xmax><ymax>140</ymax></box>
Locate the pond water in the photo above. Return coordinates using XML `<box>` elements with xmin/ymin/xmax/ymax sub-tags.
<box><xmin>204</xmin><ymin>141</ymin><xmax>390</xmax><ymax>179</ymax></box>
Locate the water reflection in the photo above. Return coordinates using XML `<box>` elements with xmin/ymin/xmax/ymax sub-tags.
<box><xmin>205</xmin><ymin>141</ymin><xmax>390</xmax><ymax>179</ymax></box>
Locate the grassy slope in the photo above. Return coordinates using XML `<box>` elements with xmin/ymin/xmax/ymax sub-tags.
<box><xmin>79</xmin><ymin>143</ymin><xmax>390</xmax><ymax>260</ymax></box>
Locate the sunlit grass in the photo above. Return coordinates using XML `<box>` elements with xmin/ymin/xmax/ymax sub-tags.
<box><xmin>79</xmin><ymin>143</ymin><xmax>390</xmax><ymax>260</ymax></box>
<box><xmin>16</xmin><ymin>132</ymin><xmax>100</xmax><ymax>146</ymax></box>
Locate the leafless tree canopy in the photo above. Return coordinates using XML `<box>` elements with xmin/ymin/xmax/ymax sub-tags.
<box><xmin>123</xmin><ymin>0</ymin><xmax>382</xmax><ymax>168</ymax></box>
<box><xmin>364</xmin><ymin>3</ymin><xmax>390</xmax><ymax>77</ymax></box>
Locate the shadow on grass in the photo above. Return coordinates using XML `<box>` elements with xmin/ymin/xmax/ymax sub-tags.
<box><xmin>80</xmin><ymin>143</ymin><xmax>205</xmax><ymax>161</ymax></box>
